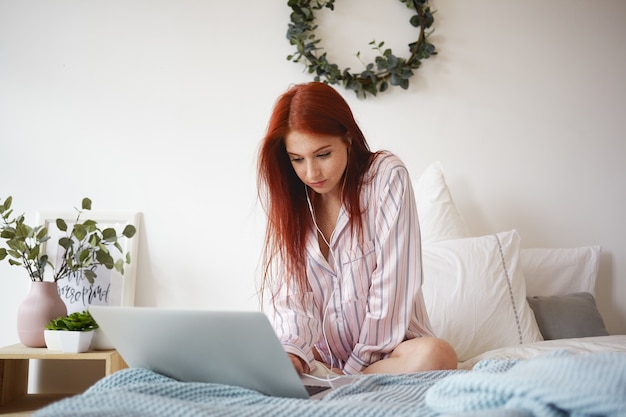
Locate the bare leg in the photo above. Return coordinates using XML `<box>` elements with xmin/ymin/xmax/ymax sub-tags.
<box><xmin>363</xmin><ymin>337</ymin><xmax>457</xmax><ymax>374</ymax></box>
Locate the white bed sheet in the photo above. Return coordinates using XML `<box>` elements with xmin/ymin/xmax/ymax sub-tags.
<box><xmin>459</xmin><ymin>334</ymin><xmax>626</xmax><ymax>370</ymax></box>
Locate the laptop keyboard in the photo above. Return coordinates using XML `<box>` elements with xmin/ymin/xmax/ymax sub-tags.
<box><xmin>305</xmin><ymin>385</ymin><xmax>331</xmax><ymax>396</ymax></box>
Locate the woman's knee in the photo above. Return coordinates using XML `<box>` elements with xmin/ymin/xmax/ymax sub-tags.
<box><xmin>396</xmin><ymin>337</ymin><xmax>458</xmax><ymax>372</ymax></box>
<box><xmin>426</xmin><ymin>337</ymin><xmax>458</xmax><ymax>370</ymax></box>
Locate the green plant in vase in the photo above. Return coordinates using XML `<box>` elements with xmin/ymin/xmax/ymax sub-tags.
<box><xmin>0</xmin><ymin>196</ymin><xmax>136</xmax><ymax>347</ymax></box>
<box><xmin>0</xmin><ymin>196</ymin><xmax>50</xmax><ymax>282</ymax></box>
<box><xmin>0</xmin><ymin>196</ymin><xmax>137</xmax><ymax>284</ymax></box>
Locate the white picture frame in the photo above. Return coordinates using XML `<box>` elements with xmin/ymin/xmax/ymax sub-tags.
<box><xmin>36</xmin><ymin>210</ymin><xmax>140</xmax><ymax>314</ymax></box>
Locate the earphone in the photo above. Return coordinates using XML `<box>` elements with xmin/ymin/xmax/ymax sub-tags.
<box><xmin>305</xmin><ymin>185</ymin><xmax>339</xmax><ymax>372</ymax></box>
<box><xmin>305</xmin><ymin>185</ymin><xmax>334</xmax><ymax>250</ymax></box>
<box><xmin>302</xmin><ymin>370</ymin><xmax>343</xmax><ymax>387</ymax></box>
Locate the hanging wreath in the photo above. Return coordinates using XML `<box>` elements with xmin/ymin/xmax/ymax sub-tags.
<box><xmin>286</xmin><ymin>0</ymin><xmax>436</xmax><ymax>98</ymax></box>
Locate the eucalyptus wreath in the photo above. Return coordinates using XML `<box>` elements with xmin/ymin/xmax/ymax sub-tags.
<box><xmin>286</xmin><ymin>0</ymin><xmax>437</xmax><ymax>98</ymax></box>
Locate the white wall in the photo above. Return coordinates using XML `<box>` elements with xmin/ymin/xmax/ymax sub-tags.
<box><xmin>1</xmin><ymin>0</ymin><xmax>625</xmax><ymax>388</ymax></box>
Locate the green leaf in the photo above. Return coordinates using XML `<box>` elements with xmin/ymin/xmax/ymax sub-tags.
<box><xmin>83</xmin><ymin>269</ymin><xmax>96</xmax><ymax>285</ymax></box>
<box><xmin>115</xmin><ymin>258</ymin><xmax>125</xmax><ymax>274</ymax></box>
<box><xmin>38</xmin><ymin>254</ymin><xmax>50</xmax><ymax>270</ymax></box>
<box><xmin>82</xmin><ymin>198</ymin><xmax>92</xmax><ymax>210</ymax></box>
<box><xmin>96</xmin><ymin>250</ymin><xmax>114</xmax><ymax>269</ymax></box>
<box><xmin>78</xmin><ymin>248</ymin><xmax>91</xmax><ymax>264</ymax></box>
<box><xmin>2</xmin><ymin>196</ymin><xmax>12</xmax><ymax>211</ymax></box>
<box><xmin>73</xmin><ymin>224</ymin><xmax>87</xmax><ymax>241</ymax></box>
<box><xmin>35</xmin><ymin>226</ymin><xmax>48</xmax><ymax>241</ymax></box>
<box><xmin>8</xmin><ymin>240</ymin><xmax>25</xmax><ymax>252</ymax></box>
<box><xmin>122</xmin><ymin>225</ymin><xmax>136</xmax><ymax>238</ymax></box>
<box><xmin>1</xmin><ymin>208</ymin><xmax>13</xmax><ymax>220</ymax></box>
<box><xmin>423</xmin><ymin>11</ymin><xmax>434</xmax><ymax>29</ymax></box>
<box><xmin>27</xmin><ymin>245</ymin><xmax>39</xmax><ymax>260</ymax></box>
<box><xmin>102</xmin><ymin>228</ymin><xmax>117</xmax><ymax>242</ymax></box>
<box><xmin>16</xmin><ymin>223</ymin><xmax>31</xmax><ymax>239</ymax></box>
<box><xmin>0</xmin><ymin>248</ymin><xmax>7</xmax><ymax>261</ymax></box>
<box><xmin>390</xmin><ymin>73</ymin><xmax>403</xmax><ymax>86</ymax></box>
<box><xmin>58</xmin><ymin>236</ymin><xmax>72</xmax><ymax>250</ymax></box>
<box><xmin>56</xmin><ymin>218</ymin><xmax>68</xmax><ymax>232</ymax></box>
<box><xmin>83</xmin><ymin>219</ymin><xmax>97</xmax><ymax>229</ymax></box>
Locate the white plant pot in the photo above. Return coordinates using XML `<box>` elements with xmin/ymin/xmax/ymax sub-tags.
<box><xmin>59</xmin><ymin>331</ymin><xmax>94</xmax><ymax>353</ymax></box>
<box><xmin>44</xmin><ymin>330</ymin><xmax>62</xmax><ymax>351</ymax></box>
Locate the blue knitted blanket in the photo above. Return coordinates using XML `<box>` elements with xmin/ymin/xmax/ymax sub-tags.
<box><xmin>427</xmin><ymin>350</ymin><xmax>626</xmax><ymax>417</ymax></box>
<box><xmin>34</xmin><ymin>368</ymin><xmax>464</xmax><ymax>417</ymax></box>
<box><xmin>34</xmin><ymin>351</ymin><xmax>626</xmax><ymax>417</ymax></box>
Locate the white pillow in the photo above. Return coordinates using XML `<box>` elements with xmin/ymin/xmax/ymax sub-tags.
<box><xmin>413</xmin><ymin>161</ymin><xmax>471</xmax><ymax>243</ymax></box>
<box><xmin>520</xmin><ymin>246</ymin><xmax>601</xmax><ymax>297</ymax></box>
<box><xmin>421</xmin><ymin>230</ymin><xmax>544</xmax><ymax>361</ymax></box>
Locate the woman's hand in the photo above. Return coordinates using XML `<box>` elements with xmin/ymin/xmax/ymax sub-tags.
<box><xmin>312</xmin><ymin>348</ymin><xmax>344</xmax><ymax>375</ymax></box>
<box><xmin>288</xmin><ymin>353</ymin><xmax>307</xmax><ymax>375</ymax></box>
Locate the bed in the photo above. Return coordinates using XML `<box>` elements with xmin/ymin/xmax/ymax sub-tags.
<box><xmin>34</xmin><ymin>161</ymin><xmax>626</xmax><ymax>417</ymax></box>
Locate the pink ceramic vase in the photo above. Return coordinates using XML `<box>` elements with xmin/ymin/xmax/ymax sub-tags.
<box><xmin>17</xmin><ymin>281</ymin><xmax>67</xmax><ymax>347</ymax></box>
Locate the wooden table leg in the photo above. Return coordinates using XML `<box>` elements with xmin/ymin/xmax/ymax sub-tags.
<box><xmin>103</xmin><ymin>351</ymin><xmax>127</xmax><ymax>376</ymax></box>
<box><xmin>0</xmin><ymin>358</ymin><xmax>29</xmax><ymax>406</ymax></box>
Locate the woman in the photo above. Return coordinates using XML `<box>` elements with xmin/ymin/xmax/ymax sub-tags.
<box><xmin>257</xmin><ymin>82</ymin><xmax>457</xmax><ymax>376</ymax></box>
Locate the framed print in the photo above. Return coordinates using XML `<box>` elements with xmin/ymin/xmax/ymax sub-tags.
<box><xmin>37</xmin><ymin>210</ymin><xmax>140</xmax><ymax>314</ymax></box>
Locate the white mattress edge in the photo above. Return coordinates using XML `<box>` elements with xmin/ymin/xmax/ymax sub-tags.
<box><xmin>458</xmin><ymin>334</ymin><xmax>626</xmax><ymax>370</ymax></box>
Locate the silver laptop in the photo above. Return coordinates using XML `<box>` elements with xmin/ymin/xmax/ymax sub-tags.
<box><xmin>89</xmin><ymin>306</ymin><xmax>352</xmax><ymax>399</ymax></box>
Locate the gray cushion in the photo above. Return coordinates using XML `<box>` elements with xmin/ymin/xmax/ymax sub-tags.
<box><xmin>527</xmin><ymin>292</ymin><xmax>609</xmax><ymax>340</ymax></box>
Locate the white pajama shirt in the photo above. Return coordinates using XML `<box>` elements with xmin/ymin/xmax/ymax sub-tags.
<box><xmin>270</xmin><ymin>152</ymin><xmax>433</xmax><ymax>375</ymax></box>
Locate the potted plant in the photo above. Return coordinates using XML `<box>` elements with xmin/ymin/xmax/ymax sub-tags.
<box><xmin>0</xmin><ymin>196</ymin><xmax>137</xmax><ymax>283</ymax></box>
<box><xmin>0</xmin><ymin>196</ymin><xmax>136</xmax><ymax>347</ymax></box>
<box><xmin>44</xmin><ymin>310</ymin><xmax>99</xmax><ymax>353</ymax></box>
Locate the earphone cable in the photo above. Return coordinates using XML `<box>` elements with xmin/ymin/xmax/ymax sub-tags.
<box><xmin>305</xmin><ymin>185</ymin><xmax>338</xmax><ymax>372</ymax></box>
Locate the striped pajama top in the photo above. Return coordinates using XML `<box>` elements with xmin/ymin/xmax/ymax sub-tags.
<box><xmin>269</xmin><ymin>152</ymin><xmax>434</xmax><ymax>375</ymax></box>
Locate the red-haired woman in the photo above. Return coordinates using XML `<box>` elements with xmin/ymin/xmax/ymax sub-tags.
<box><xmin>257</xmin><ymin>82</ymin><xmax>457</xmax><ymax>376</ymax></box>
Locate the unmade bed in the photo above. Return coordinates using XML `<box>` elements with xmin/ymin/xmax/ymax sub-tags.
<box><xmin>34</xmin><ymin>346</ymin><xmax>626</xmax><ymax>417</ymax></box>
<box><xmin>34</xmin><ymin>162</ymin><xmax>626</xmax><ymax>416</ymax></box>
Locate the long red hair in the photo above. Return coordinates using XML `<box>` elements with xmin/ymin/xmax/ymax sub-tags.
<box><xmin>257</xmin><ymin>82</ymin><xmax>378</xmax><ymax>300</ymax></box>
